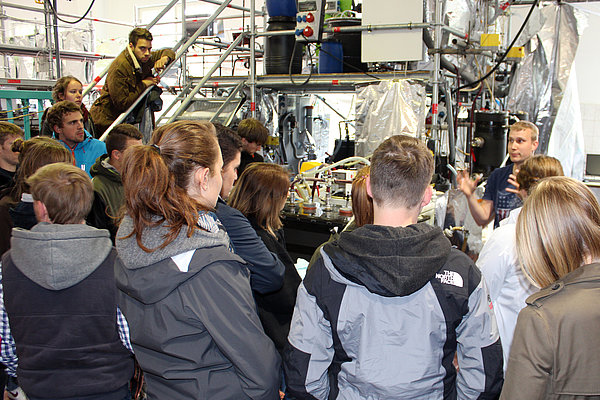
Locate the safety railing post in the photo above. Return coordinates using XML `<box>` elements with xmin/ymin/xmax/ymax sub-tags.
<box><xmin>250</xmin><ymin>0</ymin><xmax>256</xmax><ymax>118</ymax></box>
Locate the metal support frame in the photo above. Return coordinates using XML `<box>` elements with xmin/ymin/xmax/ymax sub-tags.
<box><xmin>194</xmin><ymin>40</ymin><xmax>263</xmax><ymax>54</ymax></box>
<box><xmin>52</xmin><ymin>0</ymin><xmax>61</xmax><ymax>78</ymax></box>
<box><xmin>166</xmin><ymin>32</ymin><xmax>245</xmax><ymax>124</ymax></box>
<box><xmin>0</xmin><ymin>2</ymin><xmax>135</xmax><ymax>27</ymax></box>
<box><xmin>250</xmin><ymin>0</ymin><xmax>256</xmax><ymax>118</ymax></box>
<box><xmin>156</xmin><ymin>82</ymin><xmax>193</xmax><ymax>125</ymax></box>
<box><xmin>182</xmin><ymin>0</ymin><xmax>187</xmax><ymax>92</ymax></box>
<box><xmin>254</xmin><ymin>23</ymin><xmax>466</xmax><ymax>39</ymax></box>
<box><xmin>209</xmin><ymin>80</ymin><xmax>245</xmax><ymax>122</ymax></box>
<box><xmin>43</xmin><ymin>1</ymin><xmax>54</xmax><ymax>79</ymax></box>
<box><xmin>431</xmin><ymin>0</ymin><xmax>442</xmax><ymax>154</ymax></box>
<box><xmin>0</xmin><ymin>43</ymin><xmax>107</xmax><ymax>61</ymax></box>
<box><xmin>200</xmin><ymin>0</ymin><xmax>265</xmax><ymax>15</ymax></box>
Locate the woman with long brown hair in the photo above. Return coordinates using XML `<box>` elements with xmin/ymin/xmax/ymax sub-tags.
<box><xmin>0</xmin><ymin>137</ymin><xmax>72</xmax><ymax>254</ymax></box>
<box><xmin>500</xmin><ymin>177</ymin><xmax>600</xmax><ymax>399</ymax></box>
<box><xmin>114</xmin><ymin>121</ymin><xmax>279</xmax><ymax>399</ymax></box>
<box><xmin>228</xmin><ymin>162</ymin><xmax>301</xmax><ymax>357</ymax></box>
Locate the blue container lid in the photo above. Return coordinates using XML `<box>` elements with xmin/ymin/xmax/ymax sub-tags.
<box><xmin>266</xmin><ymin>0</ymin><xmax>297</xmax><ymax>17</ymax></box>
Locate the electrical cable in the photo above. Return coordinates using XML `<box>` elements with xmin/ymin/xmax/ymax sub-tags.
<box><xmin>289</xmin><ymin>39</ymin><xmax>314</xmax><ymax>86</ymax></box>
<box><xmin>288</xmin><ymin>30</ymin><xmax>382</xmax><ymax>86</ymax></box>
<box><xmin>455</xmin><ymin>0</ymin><xmax>539</xmax><ymax>91</ymax></box>
<box><xmin>45</xmin><ymin>0</ymin><xmax>96</xmax><ymax>25</ymax></box>
<box><xmin>317</xmin><ymin>44</ymin><xmax>381</xmax><ymax>81</ymax></box>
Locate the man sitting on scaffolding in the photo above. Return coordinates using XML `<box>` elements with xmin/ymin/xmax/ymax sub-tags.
<box><xmin>90</xmin><ymin>28</ymin><xmax>175</xmax><ymax>140</ymax></box>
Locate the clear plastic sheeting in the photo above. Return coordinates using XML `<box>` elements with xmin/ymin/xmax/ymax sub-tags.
<box><xmin>547</xmin><ymin>66</ymin><xmax>585</xmax><ymax>179</ymax></box>
<box><xmin>354</xmin><ymin>79</ymin><xmax>427</xmax><ymax>157</ymax></box>
<box><xmin>507</xmin><ymin>4</ymin><xmax>586</xmax><ymax>157</ymax></box>
<box><xmin>438</xmin><ymin>188</ymin><xmax>484</xmax><ymax>256</ymax></box>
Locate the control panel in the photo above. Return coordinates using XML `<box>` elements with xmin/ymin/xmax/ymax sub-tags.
<box><xmin>295</xmin><ymin>0</ymin><xmax>326</xmax><ymax>42</ymax></box>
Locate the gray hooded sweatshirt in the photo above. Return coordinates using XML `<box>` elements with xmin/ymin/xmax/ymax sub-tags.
<box><xmin>115</xmin><ymin>215</ymin><xmax>280</xmax><ymax>400</ymax></box>
<box><xmin>284</xmin><ymin>223</ymin><xmax>503</xmax><ymax>400</ymax></box>
<box><xmin>9</xmin><ymin>222</ymin><xmax>112</xmax><ymax>289</ymax></box>
<box><xmin>2</xmin><ymin>223</ymin><xmax>133</xmax><ymax>399</ymax></box>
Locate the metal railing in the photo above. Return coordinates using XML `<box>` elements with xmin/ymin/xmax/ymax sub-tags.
<box><xmin>166</xmin><ymin>31</ymin><xmax>245</xmax><ymax>124</ymax></box>
<box><xmin>99</xmin><ymin>0</ymin><xmax>235</xmax><ymax>141</ymax></box>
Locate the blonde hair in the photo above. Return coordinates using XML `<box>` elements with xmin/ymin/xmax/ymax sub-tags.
<box><xmin>516</xmin><ymin>177</ymin><xmax>600</xmax><ymax>288</ymax></box>
<box><xmin>510</xmin><ymin>120</ymin><xmax>539</xmax><ymax>141</ymax></box>
<box><xmin>27</xmin><ymin>163</ymin><xmax>93</xmax><ymax>224</ymax></box>
<box><xmin>516</xmin><ymin>155</ymin><xmax>563</xmax><ymax>194</ymax></box>
<box><xmin>228</xmin><ymin>163</ymin><xmax>290</xmax><ymax>235</ymax></box>
<box><xmin>351</xmin><ymin>166</ymin><xmax>373</xmax><ymax>227</ymax></box>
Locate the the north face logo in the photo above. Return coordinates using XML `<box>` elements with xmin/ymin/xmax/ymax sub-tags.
<box><xmin>435</xmin><ymin>270</ymin><xmax>464</xmax><ymax>287</ymax></box>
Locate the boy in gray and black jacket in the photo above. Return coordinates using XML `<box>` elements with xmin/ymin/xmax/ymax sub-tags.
<box><xmin>284</xmin><ymin>135</ymin><xmax>503</xmax><ymax>399</ymax></box>
<box><xmin>0</xmin><ymin>163</ymin><xmax>134</xmax><ymax>400</ymax></box>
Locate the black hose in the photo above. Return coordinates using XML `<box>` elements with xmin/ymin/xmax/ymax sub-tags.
<box><xmin>443</xmin><ymin>83</ymin><xmax>457</xmax><ymax>188</ymax></box>
<box><xmin>456</xmin><ymin>0</ymin><xmax>540</xmax><ymax>91</ymax></box>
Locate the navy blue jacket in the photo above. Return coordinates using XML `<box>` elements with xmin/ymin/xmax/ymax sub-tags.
<box><xmin>215</xmin><ymin>198</ymin><xmax>285</xmax><ymax>294</ymax></box>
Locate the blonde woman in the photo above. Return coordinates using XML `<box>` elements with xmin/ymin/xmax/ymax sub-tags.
<box><xmin>500</xmin><ymin>177</ymin><xmax>600</xmax><ymax>399</ymax></box>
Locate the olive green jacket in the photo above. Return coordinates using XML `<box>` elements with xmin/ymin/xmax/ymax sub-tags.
<box><xmin>90</xmin><ymin>47</ymin><xmax>175</xmax><ymax>135</ymax></box>
<box><xmin>501</xmin><ymin>263</ymin><xmax>600</xmax><ymax>399</ymax></box>
<box><xmin>90</xmin><ymin>154</ymin><xmax>123</xmax><ymax>220</ymax></box>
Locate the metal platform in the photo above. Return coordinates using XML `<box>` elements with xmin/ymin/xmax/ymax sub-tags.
<box><xmin>191</xmin><ymin>70</ymin><xmax>431</xmax><ymax>92</ymax></box>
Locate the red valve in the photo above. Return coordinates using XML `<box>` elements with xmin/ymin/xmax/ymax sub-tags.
<box><xmin>303</xmin><ymin>26</ymin><xmax>314</xmax><ymax>37</ymax></box>
<box><xmin>306</xmin><ymin>13</ymin><xmax>314</xmax><ymax>23</ymax></box>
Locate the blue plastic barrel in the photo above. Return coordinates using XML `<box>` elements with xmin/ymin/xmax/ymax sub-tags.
<box><xmin>266</xmin><ymin>0</ymin><xmax>297</xmax><ymax>17</ymax></box>
<box><xmin>318</xmin><ymin>41</ymin><xmax>343</xmax><ymax>73</ymax></box>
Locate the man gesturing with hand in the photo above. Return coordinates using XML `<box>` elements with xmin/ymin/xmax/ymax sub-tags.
<box><xmin>458</xmin><ymin>121</ymin><xmax>539</xmax><ymax>228</ymax></box>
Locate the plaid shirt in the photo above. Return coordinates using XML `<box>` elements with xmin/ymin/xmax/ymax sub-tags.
<box><xmin>0</xmin><ymin>263</ymin><xmax>133</xmax><ymax>377</ymax></box>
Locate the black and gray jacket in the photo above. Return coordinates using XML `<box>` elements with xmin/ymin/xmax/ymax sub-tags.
<box><xmin>1</xmin><ymin>223</ymin><xmax>134</xmax><ymax>399</ymax></box>
<box><xmin>284</xmin><ymin>223</ymin><xmax>503</xmax><ymax>399</ymax></box>
<box><xmin>115</xmin><ymin>215</ymin><xmax>281</xmax><ymax>400</ymax></box>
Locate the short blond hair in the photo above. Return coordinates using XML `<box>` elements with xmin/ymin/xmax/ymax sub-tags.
<box><xmin>27</xmin><ymin>163</ymin><xmax>93</xmax><ymax>224</ymax></box>
<box><xmin>516</xmin><ymin>177</ymin><xmax>600</xmax><ymax>288</ymax></box>
<box><xmin>510</xmin><ymin>121</ymin><xmax>538</xmax><ymax>141</ymax></box>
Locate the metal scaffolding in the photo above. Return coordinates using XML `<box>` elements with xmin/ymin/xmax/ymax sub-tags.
<box><xmin>0</xmin><ymin>0</ymin><xmax>456</xmax><ymax>143</ymax></box>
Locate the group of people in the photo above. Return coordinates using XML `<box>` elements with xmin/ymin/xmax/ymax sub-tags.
<box><xmin>1</xmin><ymin>109</ymin><xmax>598</xmax><ymax>399</ymax></box>
<box><xmin>0</xmin><ymin>26</ymin><xmax>596</xmax><ymax>400</ymax></box>
<box><xmin>0</xmin><ymin>114</ymin><xmax>302</xmax><ymax>399</ymax></box>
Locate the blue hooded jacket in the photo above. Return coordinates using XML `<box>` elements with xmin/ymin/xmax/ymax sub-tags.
<box><xmin>53</xmin><ymin>130</ymin><xmax>106</xmax><ymax>177</ymax></box>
